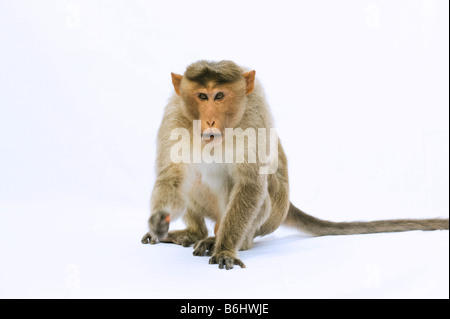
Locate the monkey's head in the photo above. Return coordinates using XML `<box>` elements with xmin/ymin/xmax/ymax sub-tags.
<box><xmin>171</xmin><ymin>60</ymin><xmax>255</xmax><ymax>142</ymax></box>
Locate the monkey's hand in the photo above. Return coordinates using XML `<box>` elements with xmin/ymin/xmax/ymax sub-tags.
<box><xmin>209</xmin><ymin>251</ymin><xmax>246</xmax><ymax>270</ymax></box>
<box><xmin>141</xmin><ymin>211</ymin><xmax>171</xmax><ymax>244</ymax></box>
<box><xmin>141</xmin><ymin>232</ymin><xmax>156</xmax><ymax>244</ymax></box>
<box><xmin>193</xmin><ymin>236</ymin><xmax>216</xmax><ymax>256</ymax></box>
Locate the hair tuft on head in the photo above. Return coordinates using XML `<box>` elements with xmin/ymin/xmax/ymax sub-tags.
<box><xmin>184</xmin><ymin>60</ymin><xmax>243</xmax><ymax>86</ymax></box>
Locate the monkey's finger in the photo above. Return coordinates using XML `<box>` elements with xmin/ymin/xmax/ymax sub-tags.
<box><xmin>225</xmin><ymin>258</ymin><xmax>233</xmax><ymax>270</ymax></box>
<box><xmin>141</xmin><ymin>233</ymin><xmax>151</xmax><ymax>244</ymax></box>
<box><xmin>218</xmin><ymin>257</ymin><xmax>225</xmax><ymax>269</ymax></box>
<box><xmin>209</xmin><ymin>256</ymin><xmax>218</xmax><ymax>265</ymax></box>
<box><xmin>234</xmin><ymin>258</ymin><xmax>246</xmax><ymax>269</ymax></box>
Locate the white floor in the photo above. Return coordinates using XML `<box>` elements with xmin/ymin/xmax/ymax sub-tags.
<box><xmin>0</xmin><ymin>200</ymin><xmax>448</xmax><ymax>299</ymax></box>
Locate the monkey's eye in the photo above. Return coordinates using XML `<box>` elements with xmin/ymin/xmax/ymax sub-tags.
<box><xmin>215</xmin><ymin>92</ymin><xmax>225</xmax><ymax>100</ymax></box>
<box><xmin>198</xmin><ymin>93</ymin><xmax>208</xmax><ymax>101</ymax></box>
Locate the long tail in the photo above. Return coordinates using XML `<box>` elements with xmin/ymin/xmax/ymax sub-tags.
<box><xmin>284</xmin><ymin>202</ymin><xmax>449</xmax><ymax>236</ymax></box>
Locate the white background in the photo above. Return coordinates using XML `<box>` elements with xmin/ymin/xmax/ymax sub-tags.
<box><xmin>0</xmin><ymin>0</ymin><xmax>448</xmax><ymax>298</ymax></box>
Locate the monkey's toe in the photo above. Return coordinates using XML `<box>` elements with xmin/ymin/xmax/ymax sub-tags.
<box><xmin>209</xmin><ymin>254</ymin><xmax>246</xmax><ymax>270</ymax></box>
<box><xmin>193</xmin><ymin>237</ymin><xmax>215</xmax><ymax>256</ymax></box>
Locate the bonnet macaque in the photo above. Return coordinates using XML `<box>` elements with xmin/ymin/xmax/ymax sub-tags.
<box><xmin>142</xmin><ymin>60</ymin><xmax>449</xmax><ymax>270</ymax></box>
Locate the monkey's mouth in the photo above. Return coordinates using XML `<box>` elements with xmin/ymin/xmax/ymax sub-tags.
<box><xmin>204</xmin><ymin>134</ymin><xmax>216</xmax><ymax>142</ymax></box>
<box><xmin>202</xmin><ymin>130</ymin><xmax>223</xmax><ymax>143</ymax></box>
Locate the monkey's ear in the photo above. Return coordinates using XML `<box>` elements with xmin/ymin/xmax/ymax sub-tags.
<box><xmin>243</xmin><ymin>70</ymin><xmax>256</xmax><ymax>94</ymax></box>
<box><xmin>171</xmin><ymin>73</ymin><xmax>183</xmax><ymax>95</ymax></box>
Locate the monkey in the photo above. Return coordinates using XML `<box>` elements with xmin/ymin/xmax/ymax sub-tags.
<box><xmin>141</xmin><ymin>60</ymin><xmax>449</xmax><ymax>270</ymax></box>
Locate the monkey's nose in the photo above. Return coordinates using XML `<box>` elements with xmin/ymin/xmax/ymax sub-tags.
<box><xmin>206</xmin><ymin>120</ymin><xmax>215</xmax><ymax>127</ymax></box>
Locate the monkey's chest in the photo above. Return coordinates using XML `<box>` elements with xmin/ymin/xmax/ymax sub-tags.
<box><xmin>195</xmin><ymin>163</ymin><xmax>229</xmax><ymax>213</ymax></box>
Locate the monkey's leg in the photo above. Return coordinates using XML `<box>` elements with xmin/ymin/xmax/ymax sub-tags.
<box><xmin>209</xmin><ymin>175</ymin><xmax>266</xmax><ymax>270</ymax></box>
<box><xmin>239</xmin><ymin>195</ymin><xmax>272</xmax><ymax>251</ymax></box>
<box><xmin>160</xmin><ymin>205</ymin><xmax>208</xmax><ymax>247</ymax></box>
<box><xmin>257</xmin><ymin>174</ymin><xmax>290</xmax><ymax>237</ymax></box>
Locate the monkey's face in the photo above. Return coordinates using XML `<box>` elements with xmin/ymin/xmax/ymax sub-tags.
<box><xmin>171</xmin><ymin>68</ymin><xmax>256</xmax><ymax>142</ymax></box>
<box><xmin>183</xmin><ymin>83</ymin><xmax>245</xmax><ymax>141</ymax></box>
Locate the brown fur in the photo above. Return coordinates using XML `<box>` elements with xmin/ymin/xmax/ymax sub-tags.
<box><xmin>184</xmin><ymin>60</ymin><xmax>243</xmax><ymax>86</ymax></box>
<box><xmin>142</xmin><ymin>60</ymin><xmax>449</xmax><ymax>270</ymax></box>
<box><xmin>285</xmin><ymin>203</ymin><xmax>449</xmax><ymax>236</ymax></box>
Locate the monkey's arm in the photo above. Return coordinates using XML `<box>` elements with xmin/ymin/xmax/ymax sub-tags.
<box><xmin>210</xmin><ymin>166</ymin><xmax>266</xmax><ymax>269</ymax></box>
<box><xmin>150</xmin><ymin>163</ymin><xmax>187</xmax><ymax>218</ymax></box>
<box><xmin>142</xmin><ymin>102</ymin><xmax>193</xmax><ymax>244</ymax></box>
<box><xmin>141</xmin><ymin>163</ymin><xmax>189</xmax><ymax>244</ymax></box>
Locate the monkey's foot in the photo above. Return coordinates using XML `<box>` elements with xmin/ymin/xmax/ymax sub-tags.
<box><xmin>209</xmin><ymin>252</ymin><xmax>246</xmax><ymax>270</ymax></box>
<box><xmin>159</xmin><ymin>229</ymin><xmax>202</xmax><ymax>247</ymax></box>
<box><xmin>193</xmin><ymin>236</ymin><xmax>216</xmax><ymax>256</ymax></box>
